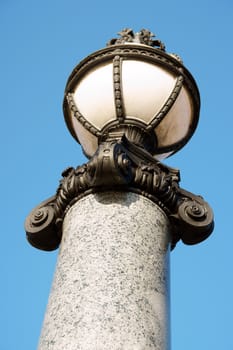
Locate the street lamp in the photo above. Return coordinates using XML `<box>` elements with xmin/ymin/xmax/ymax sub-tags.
<box><xmin>25</xmin><ymin>29</ymin><xmax>214</xmax><ymax>349</ymax></box>
<box><xmin>63</xmin><ymin>28</ymin><xmax>199</xmax><ymax>162</ymax></box>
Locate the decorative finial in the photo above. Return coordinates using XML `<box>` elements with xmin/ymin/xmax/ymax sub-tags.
<box><xmin>107</xmin><ymin>28</ymin><xmax>166</xmax><ymax>51</ymax></box>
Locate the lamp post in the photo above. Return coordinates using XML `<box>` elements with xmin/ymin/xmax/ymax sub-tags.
<box><xmin>25</xmin><ymin>29</ymin><xmax>214</xmax><ymax>350</ymax></box>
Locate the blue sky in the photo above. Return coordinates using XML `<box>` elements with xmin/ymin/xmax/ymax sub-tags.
<box><xmin>2</xmin><ymin>0</ymin><xmax>233</xmax><ymax>349</ymax></box>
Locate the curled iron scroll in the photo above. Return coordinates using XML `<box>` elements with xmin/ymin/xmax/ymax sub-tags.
<box><xmin>25</xmin><ymin>197</ymin><xmax>60</xmax><ymax>251</ymax></box>
<box><xmin>177</xmin><ymin>196</ymin><xmax>214</xmax><ymax>245</ymax></box>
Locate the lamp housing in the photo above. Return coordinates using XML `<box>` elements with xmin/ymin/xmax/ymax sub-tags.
<box><xmin>63</xmin><ymin>29</ymin><xmax>200</xmax><ymax>160</ymax></box>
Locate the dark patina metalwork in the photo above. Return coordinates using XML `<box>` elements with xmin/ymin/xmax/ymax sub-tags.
<box><xmin>25</xmin><ymin>136</ymin><xmax>214</xmax><ymax>251</ymax></box>
<box><xmin>107</xmin><ymin>28</ymin><xmax>166</xmax><ymax>51</ymax></box>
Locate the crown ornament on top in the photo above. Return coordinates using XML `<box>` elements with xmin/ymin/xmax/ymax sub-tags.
<box><xmin>107</xmin><ymin>28</ymin><xmax>166</xmax><ymax>51</ymax></box>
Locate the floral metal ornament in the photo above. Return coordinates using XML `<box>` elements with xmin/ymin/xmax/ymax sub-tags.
<box><xmin>107</xmin><ymin>28</ymin><xmax>166</xmax><ymax>50</ymax></box>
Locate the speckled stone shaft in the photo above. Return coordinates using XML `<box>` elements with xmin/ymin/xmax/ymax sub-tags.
<box><xmin>38</xmin><ymin>192</ymin><xmax>171</xmax><ymax>350</ymax></box>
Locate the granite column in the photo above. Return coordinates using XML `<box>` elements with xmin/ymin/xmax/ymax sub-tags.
<box><xmin>38</xmin><ymin>192</ymin><xmax>171</xmax><ymax>350</ymax></box>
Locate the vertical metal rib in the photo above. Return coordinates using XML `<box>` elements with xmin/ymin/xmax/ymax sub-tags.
<box><xmin>146</xmin><ymin>75</ymin><xmax>184</xmax><ymax>131</ymax></box>
<box><xmin>66</xmin><ymin>93</ymin><xmax>101</xmax><ymax>137</ymax></box>
<box><xmin>113</xmin><ymin>55</ymin><xmax>125</xmax><ymax>122</ymax></box>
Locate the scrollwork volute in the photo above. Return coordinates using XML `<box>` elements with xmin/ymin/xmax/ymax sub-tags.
<box><xmin>25</xmin><ymin>136</ymin><xmax>214</xmax><ymax>251</ymax></box>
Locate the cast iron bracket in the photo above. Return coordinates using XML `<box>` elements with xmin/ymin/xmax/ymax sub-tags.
<box><xmin>25</xmin><ymin>137</ymin><xmax>214</xmax><ymax>251</ymax></box>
